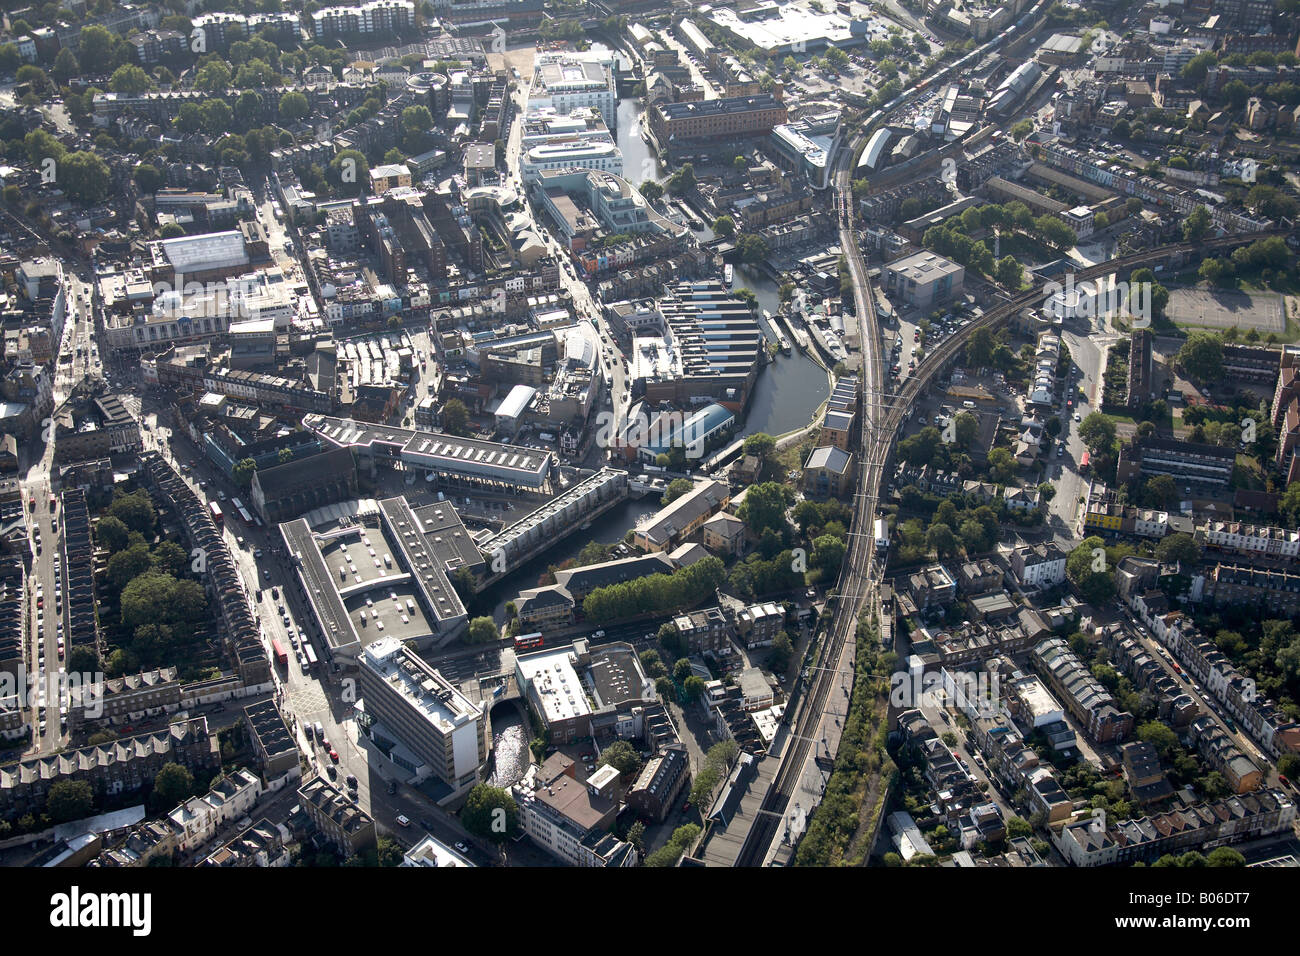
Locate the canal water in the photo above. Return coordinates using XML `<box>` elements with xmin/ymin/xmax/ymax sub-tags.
<box><xmin>487</xmin><ymin>704</ymin><xmax>530</xmax><ymax>788</ymax></box>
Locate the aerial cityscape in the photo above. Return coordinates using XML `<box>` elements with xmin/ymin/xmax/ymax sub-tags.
<box><xmin>0</xmin><ymin>0</ymin><xmax>1298</xmax><ymax>882</ymax></box>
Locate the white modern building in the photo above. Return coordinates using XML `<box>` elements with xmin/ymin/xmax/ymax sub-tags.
<box><xmin>355</xmin><ymin>637</ymin><xmax>487</xmax><ymax>796</ymax></box>
<box><xmin>400</xmin><ymin>833</ymin><xmax>474</xmax><ymax>867</ymax></box>
<box><xmin>528</xmin><ymin>53</ymin><xmax>618</xmax><ymax>130</ymax></box>
<box><xmin>521</xmin><ymin>139</ymin><xmax>623</xmax><ymax>184</ymax></box>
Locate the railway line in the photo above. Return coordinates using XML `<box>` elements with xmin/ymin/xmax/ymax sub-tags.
<box><xmin>732</xmin><ymin>214</ymin><xmax>1282</xmax><ymax>864</ymax></box>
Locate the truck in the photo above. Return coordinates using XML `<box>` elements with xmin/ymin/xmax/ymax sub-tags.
<box><xmin>873</xmin><ymin>517</ymin><xmax>889</xmax><ymax>554</ymax></box>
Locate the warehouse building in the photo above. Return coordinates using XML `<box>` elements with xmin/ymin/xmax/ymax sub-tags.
<box><xmin>280</xmin><ymin>495</ymin><xmax>469</xmax><ymax>661</ymax></box>
<box><xmin>303</xmin><ymin>415</ymin><xmax>554</xmax><ymax>493</ymax></box>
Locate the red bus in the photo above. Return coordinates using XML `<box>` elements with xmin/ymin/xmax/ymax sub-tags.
<box><xmin>208</xmin><ymin>501</ymin><xmax>224</xmax><ymax>527</ymax></box>
<box><xmin>1079</xmin><ymin>451</ymin><xmax>1090</xmax><ymax>473</ymax></box>
<box><xmin>271</xmin><ymin>638</ymin><xmax>288</xmax><ymax>668</ymax></box>
<box><xmin>514</xmin><ymin>633</ymin><xmax>544</xmax><ymax>652</ymax></box>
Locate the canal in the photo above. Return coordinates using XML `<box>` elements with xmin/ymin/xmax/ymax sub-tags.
<box><xmin>487</xmin><ymin>703</ymin><xmax>530</xmax><ymax>788</ymax></box>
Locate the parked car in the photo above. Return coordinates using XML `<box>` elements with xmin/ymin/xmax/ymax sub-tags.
<box><xmin>396</xmin><ymin>814</ymin><xmax>411</xmax><ymax>827</ymax></box>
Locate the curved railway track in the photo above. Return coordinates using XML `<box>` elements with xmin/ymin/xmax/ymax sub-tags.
<box><xmin>732</xmin><ymin>222</ymin><xmax>1285</xmax><ymax>865</ymax></box>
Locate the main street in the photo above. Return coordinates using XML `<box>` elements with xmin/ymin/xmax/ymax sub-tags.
<box><xmin>15</xmin><ymin>265</ymin><xmax>106</xmax><ymax>756</ymax></box>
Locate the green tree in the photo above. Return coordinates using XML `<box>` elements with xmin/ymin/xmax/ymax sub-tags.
<box><xmin>1078</xmin><ymin>412</ymin><xmax>1117</xmax><ymax>453</ymax></box>
<box><xmin>1033</xmin><ymin>214</ymin><xmax>1077</xmax><ymax>250</ymax></box>
<box><xmin>987</xmin><ymin>447</ymin><xmax>1016</xmax><ymax>484</ymax></box>
<box><xmin>78</xmin><ymin>25</ymin><xmax>117</xmax><ymax>74</ymax></box>
<box><xmin>468</xmin><ymin>616</ymin><xmax>498</xmax><ymax>644</ymax></box>
<box><xmin>133</xmin><ymin>163</ymin><xmax>163</xmax><ymax>194</ymax></box>
<box><xmin>1067</xmin><ymin>537</ymin><xmax>1116</xmax><ymax>604</ymax></box>
<box><xmin>811</xmin><ymin>534</ymin><xmax>846</xmax><ymax>575</ymax></box>
<box><xmin>1006</xmin><ymin>816</ymin><xmax>1033</xmax><ymax>838</ymax></box>
<box><xmin>199</xmin><ymin>99</ymin><xmax>234</xmax><ymax>136</ymax></box>
<box><xmin>769</xmin><ymin>631</ymin><xmax>794</xmax><ymax>672</ymax></box>
<box><xmin>597</xmin><ymin>740</ymin><xmax>642</xmax><ymax>779</ymax></box>
<box><xmin>683</xmin><ymin>675</ymin><xmax>706</xmax><ymax>701</ymax></box>
<box><xmin>0</xmin><ymin>45</ymin><xmax>21</xmax><ymax>75</ymax></box>
<box><xmin>109</xmin><ymin>489</ymin><xmax>157</xmax><ymax>535</ymax></box>
<box><xmin>1137</xmin><ymin>720</ymin><xmax>1179</xmax><ymax>759</ymax></box>
<box><xmin>52</xmin><ymin>48</ymin><xmax>79</xmax><ymax>84</ymax></box>
<box><xmin>639</xmin><ymin>179</ymin><xmax>663</xmax><ymax>201</ymax></box>
<box><xmin>926</xmin><ymin>522</ymin><xmax>958</xmax><ymax>557</ymax></box>
<box><xmin>1176</xmin><ymin>331</ymin><xmax>1224</xmax><ymax>383</ymax></box>
<box><xmin>1010</xmin><ymin>119</ymin><xmax>1033</xmax><ymax>141</ymax></box>
<box><xmin>441</xmin><ymin>398</ymin><xmax>470</xmax><ymax>436</ymax></box>
<box><xmin>279</xmin><ymin>90</ymin><xmax>310</xmax><ymax>121</ymax></box>
<box><xmin>713</xmin><ymin>215</ymin><xmax>736</xmax><ymax>238</ymax></box>
<box><xmin>96</xmin><ymin>515</ymin><xmax>130</xmax><ymax>553</ymax></box>
<box><xmin>966</xmin><ymin>326</ymin><xmax>995</xmax><ymax>369</ymax></box>
<box><xmin>1183</xmin><ymin>204</ymin><xmax>1212</xmax><ymax>242</ymax></box>
<box><xmin>1182</xmin><ymin>51</ymin><xmax>1217</xmax><ymax>83</ymax></box>
<box><xmin>626</xmin><ymin>821</ymin><xmax>646</xmax><ymax>852</ymax></box>
<box><xmin>1155</xmin><ymin>533</ymin><xmax>1200</xmax><ymax>567</ymax></box>
<box><xmin>1206</xmin><ymin>846</ymin><xmax>1246</xmax><ymax>867</ymax></box>
<box><xmin>106</xmin><ymin>543</ymin><xmax>153</xmax><ymax>593</ymax></box>
<box><xmin>461</xmin><ymin>784</ymin><xmax>518</xmax><ymax>842</ymax></box>
<box><xmin>232</xmin><ymin>458</ymin><xmax>257</xmax><ymax>490</ymax></box>
<box><xmin>45</xmin><ymin>780</ymin><xmax>94</xmax><ymax>823</ymax></box>
<box><xmin>994</xmin><ymin>255</ymin><xmax>1023</xmax><ymax>289</ymax></box>
<box><xmin>662</xmin><ymin>478</ymin><xmax>693</xmax><ymax>506</ymax></box>
<box><xmin>739</xmin><ymin>482</ymin><xmax>789</xmax><ymax>537</ymax></box>
<box><xmin>109</xmin><ymin>64</ymin><xmax>151</xmax><ymax>94</ymax></box>
<box><xmin>142</xmin><ymin>541</ymin><xmax>185</xmax><ymax>580</ymax></box>
<box><xmin>153</xmin><ymin>762</ymin><xmax>195</xmax><ymax>807</ymax></box>
<box><xmin>195</xmin><ymin>59</ymin><xmax>233</xmax><ymax>92</ymax></box>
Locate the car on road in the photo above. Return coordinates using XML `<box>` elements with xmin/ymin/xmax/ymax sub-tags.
<box><xmin>329</xmin><ymin>749</ymin><xmax>339</xmax><ymax>762</ymax></box>
<box><xmin>346</xmin><ymin>774</ymin><xmax>358</xmax><ymax>789</ymax></box>
<box><xmin>454</xmin><ymin>841</ymin><xmax>470</xmax><ymax>853</ymax></box>
<box><xmin>326</xmin><ymin>764</ymin><xmax>337</xmax><ymax>780</ymax></box>
<box><xmin>396</xmin><ymin>814</ymin><xmax>411</xmax><ymax>827</ymax></box>
<box><xmin>1074</xmin><ymin>412</ymin><xmax>1081</xmax><ymax>422</ymax></box>
<box><xmin>387</xmin><ymin>780</ymin><xmax>398</xmax><ymax>795</ymax></box>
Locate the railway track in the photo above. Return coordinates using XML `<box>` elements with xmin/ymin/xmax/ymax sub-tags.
<box><xmin>732</xmin><ymin>217</ymin><xmax>1283</xmax><ymax>864</ymax></box>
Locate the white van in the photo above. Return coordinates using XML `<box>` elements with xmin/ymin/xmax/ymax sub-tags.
<box><xmin>963</xmin><ymin>400</ymin><xmax>976</xmax><ymax>409</ymax></box>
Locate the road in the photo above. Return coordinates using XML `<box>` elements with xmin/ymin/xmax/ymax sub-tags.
<box><xmin>1117</xmin><ymin>605</ymin><xmax>1277</xmax><ymax>776</ymax></box>
<box><xmin>506</xmin><ymin>72</ymin><xmax>629</xmax><ymax>462</ymax></box>
<box><xmin>17</xmin><ymin>265</ymin><xmax>105</xmax><ymax>756</ymax></box>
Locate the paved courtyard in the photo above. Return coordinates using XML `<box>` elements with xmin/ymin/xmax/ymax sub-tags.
<box><xmin>1166</xmin><ymin>288</ymin><xmax>1284</xmax><ymax>333</ymax></box>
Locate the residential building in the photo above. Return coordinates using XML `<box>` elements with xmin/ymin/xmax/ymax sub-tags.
<box><xmin>1054</xmin><ymin>789</ymin><xmax>1295</xmax><ymax>866</ymax></box>
<box><xmin>625</xmin><ymin>746</ymin><xmax>690</xmax><ymax>823</ymax></box>
<box><xmin>297</xmin><ymin>777</ymin><xmax>377</xmax><ymax>856</ymax></box>
<box><xmin>1032</xmin><ymin>638</ymin><xmax>1134</xmax><ymax>743</ymax></box>
<box><xmin>511</xmin><ymin>754</ymin><xmax>637</xmax><ymax>866</ymax></box>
